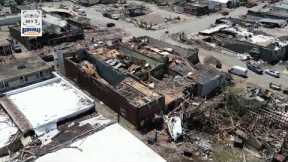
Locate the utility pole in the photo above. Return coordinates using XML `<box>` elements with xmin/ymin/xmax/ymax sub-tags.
<box><xmin>34</xmin><ymin>0</ymin><xmax>41</xmax><ymax>9</ymax></box>
<box><xmin>33</xmin><ymin>0</ymin><xmax>37</xmax><ymax>9</ymax></box>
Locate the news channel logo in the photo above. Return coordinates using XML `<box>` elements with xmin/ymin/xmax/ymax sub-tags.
<box><xmin>21</xmin><ymin>10</ymin><xmax>42</xmax><ymax>37</ymax></box>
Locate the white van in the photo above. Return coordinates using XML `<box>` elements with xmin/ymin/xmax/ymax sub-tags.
<box><xmin>228</xmin><ymin>66</ymin><xmax>248</xmax><ymax>78</ymax></box>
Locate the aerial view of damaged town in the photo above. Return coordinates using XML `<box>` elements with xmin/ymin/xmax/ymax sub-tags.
<box><xmin>1</xmin><ymin>0</ymin><xmax>288</xmax><ymax>162</ymax></box>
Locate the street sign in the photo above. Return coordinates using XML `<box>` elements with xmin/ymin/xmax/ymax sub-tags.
<box><xmin>21</xmin><ymin>10</ymin><xmax>42</xmax><ymax>37</ymax></box>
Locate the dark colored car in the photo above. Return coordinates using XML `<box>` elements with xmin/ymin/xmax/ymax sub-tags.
<box><xmin>246</xmin><ymin>62</ymin><xmax>263</xmax><ymax>75</ymax></box>
<box><xmin>107</xmin><ymin>23</ymin><xmax>115</xmax><ymax>27</ymax></box>
<box><xmin>283</xmin><ymin>88</ymin><xmax>288</xmax><ymax>95</ymax></box>
<box><xmin>13</xmin><ymin>43</ymin><xmax>22</xmax><ymax>53</ymax></box>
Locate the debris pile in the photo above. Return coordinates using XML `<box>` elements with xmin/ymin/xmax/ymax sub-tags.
<box><xmin>144</xmin><ymin>85</ymin><xmax>288</xmax><ymax>161</ymax></box>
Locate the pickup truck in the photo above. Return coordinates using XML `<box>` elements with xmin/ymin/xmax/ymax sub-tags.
<box><xmin>246</xmin><ymin>62</ymin><xmax>263</xmax><ymax>75</ymax></box>
<box><xmin>269</xmin><ymin>82</ymin><xmax>282</xmax><ymax>91</ymax></box>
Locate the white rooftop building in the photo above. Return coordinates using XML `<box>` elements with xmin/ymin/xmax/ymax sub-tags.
<box><xmin>36</xmin><ymin>123</ymin><xmax>167</xmax><ymax>162</ymax></box>
<box><xmin>208</xmin><ymin>0</ymin><xmax>239</xmax><ymax>10</ymax></box>
<box><xmin>2</xmin><ymin>73</ymin><xmax>95</xmax><ymax>136</ymax></box>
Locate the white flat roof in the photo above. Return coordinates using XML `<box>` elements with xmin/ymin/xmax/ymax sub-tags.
<box><xmin>43</xmin><ymin>14</ymin><xmax>67</xmax><ymax>28</ymax></box>
<box><xmin>209</xmin><ymin>0</ymin><xmax>230</xmax><ymax>3</ymax></box>
<box><xmin>200</xmin><ymin>24</ymin><xmax>230</xmax><ymax>35</ymax></box>
<box><xmin>36</xmin><ymin>123</ymin><xmax>167</xmax><ymax>162</ymax></box>
<box><xmin>5</xmin><ymin>73</ymin><xmax>94</xmax><ymax>135</ymax></box>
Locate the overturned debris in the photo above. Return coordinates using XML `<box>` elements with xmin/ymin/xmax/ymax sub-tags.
<box><xmin>165</xmin><ymin>116</ymin><xmax>182</xmax><ymax>141</ymax></box>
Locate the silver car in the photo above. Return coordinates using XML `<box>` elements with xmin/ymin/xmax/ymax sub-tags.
<box><xmin>265</xmin><ymin>69</ymin><xmax>280</xmax><ymax>78</ymax></box>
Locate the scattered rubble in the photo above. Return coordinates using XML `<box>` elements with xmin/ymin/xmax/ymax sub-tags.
<box><xmin>0</xmin><ymin>1</ymin><xmax>288</xmax><ymax>162</ymax></box>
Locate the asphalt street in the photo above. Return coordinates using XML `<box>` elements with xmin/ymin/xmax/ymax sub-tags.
<box><xmin>46</xmin><ymin>1</ymin><xmax>287</xmax><ymax>90</ymax></box>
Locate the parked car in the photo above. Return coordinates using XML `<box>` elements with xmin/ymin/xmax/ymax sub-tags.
<box><xmin>221</xmin><ymin>10</ymin><xmax>229</xmax><ymax>16</ymax></box>
<box><xmin>239</xmin><ymin>55</ymin><xmax>251</xmax><ymax>61</ymax></box>
<box><xmin>59</xmin><ymin>4</ymin><xmax>68</xmax><ymax>9</ymax></box>
<box><xmin>269</xmin><ymin>82</ymin><xmax>282</xmax><ymax>91</ymax></box>
<box><xmin>265</xmin><ymin>69</ymin><xmax>280</xmax><ymax>78</ymax></box>
<box><xmin>72</xmin><ymin>5</ymin><xmax>81</xmax><ymax>12</ymax></box>
<box><xmin>103</xmin><ymin>12</ymin><xmax>121</xmax><ymax>20</ymax></box>
<box><xmin>228</xmin><ymin>66</ymin><xmax>248</xmax><ymax>78</ymax></box>
<box><xmin>283</xmin><ymin>88</ymin><xmax>288</xmax><ymax>95</ymax></box>
<box><xmin>246</xmin><ymin>62</ymin><xmax>263</xmax><ymax>74</ymax></box>
<box><xmin>107</xmin><ymin>23</ymin><xmax>115</xmax><ymax>27</ymax></box>
<box><xmin>78</xmin><ymin>9</ymin><xmax>87</xmax><ymax>16</ymax></box>
<box><xmin>13</xmin><ymin>43</ymin><xmax>22</xmax><ymax>53</ymax></box>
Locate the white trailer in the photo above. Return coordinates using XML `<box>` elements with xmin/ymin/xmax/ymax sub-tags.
<box><xmin>228</xmin><ymin>66</ymin><xmax>248</xmax><ymax>78</ymax></box>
